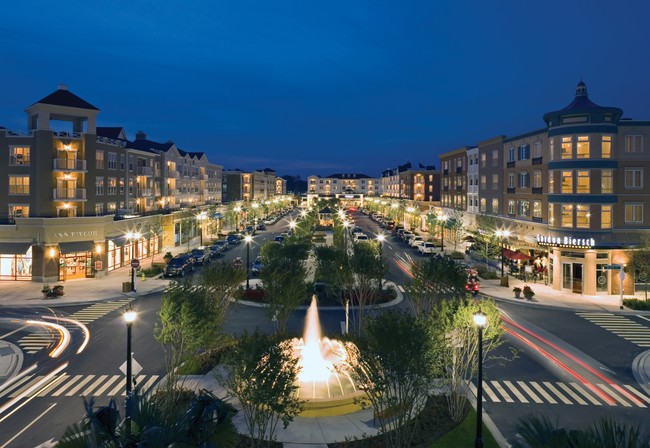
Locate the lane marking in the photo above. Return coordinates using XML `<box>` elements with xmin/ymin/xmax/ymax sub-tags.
<box><xmin>531</xmin><ymin>382</ymin><xmax>557</xmax><ymax>404</ymax></box>
<box><xmin>516</xmin><ymin>381</ymin><xmax>543</xmax><ymax>403</ymax></box>
<box><xmin>0</xmin><ymin>402</ymin><xmax>57</xmax><ymax>448</ymax></box>
<box><xmin>557</xmin><ymin>382</ymin><xmax>587</xmax><ymax>405</ymax></box>
<box><xmin>503</xmin><ymin>380</ymin><xmax>527</xmax><ymax>403</ymax></box>
<box><xmin>569</xmin><ymin>382</ymin><xmax>602</xmax><ymax>405</ymax></box>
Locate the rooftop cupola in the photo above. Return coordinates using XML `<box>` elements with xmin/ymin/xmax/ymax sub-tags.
<box><xmin>576</xmin><ymin>80</ymin><xmax>588</xmax><ymax>97</ymax></box>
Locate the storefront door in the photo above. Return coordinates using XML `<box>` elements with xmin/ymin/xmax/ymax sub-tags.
<box><xmin>60</xmin><ymin>252</ymin><xmax>92</xmax><ymax>280</ymax></box>
<box><xmin>572</xmin><ymin>263</ymin><xmax>583</xmax><ymax>293</ymax></box>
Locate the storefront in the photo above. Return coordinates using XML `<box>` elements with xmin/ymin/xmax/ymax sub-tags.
<box><xmin>0</xmin><ymin>242</ymin><xmax>33</xmax><ymax>280</ymax></box>
<box><xmin>58</xmin><ymin>241</ymin><xmax>96</xmax><ymax>280</ymax></box>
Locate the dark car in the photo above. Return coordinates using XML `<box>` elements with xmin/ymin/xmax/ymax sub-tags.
<box><xmin>191</xmin><ymin>248</ymin><xmax>210</xmax><ymax>265</ymax></box>
<box><xmin>164</xmin><ymin>256</ymin><xmax>193</xmax><ymax>277</ymax></box>
<box><xmin>244</xmin><ymin>225</ymin><xmax>255</xmax><ymax>235</ymax></box>
<box><xmin>227</xmin><ymin>234</ymin><xmax>241</xmax><ymax>245</ymax></box>
<box><xmin>251</xmin><ymin>256</ymin><xmax>264</xmax><ymax>275</ymax></box>
<box><xmin>212</xmin><ymin>240</ymin><xmax>229</xmax><ymax>254</ymax></box>
<box><xmin>274</xmin><ymin>235</ymin><xmax>284</xmax><ymax>244</ymax></box>
<box><xmin>256</xmin><ymin>223</ymin><xmax>266</xmax><ymax>231</ymax></box>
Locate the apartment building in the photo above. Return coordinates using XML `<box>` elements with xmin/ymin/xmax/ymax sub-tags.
<box><xmin>467</xmin><ymin>147</ymin><xmax>479</xmax><ymax>214</ymax></box>
<box><xmin>0</xmin><ymin>86</ymin><xmax>224</xmax><ymax>283</ymax></box>
<box><xmin>307</xmin><ymin>173</ymin><xmax>379</xmax><ymax>196</ymax></box>
<box><xmin>223</xmin><ymin>168</ymin><xmax>279</xmax><ymax>202</ymax></box>
<box><xmin>439</xmin><ymin>81</ymin><xmax>650</xmax><ymax>296</ymax></box>
<box><xmin>381</xmin><ymin>162</ymin><xmax>439</xmax><ymax>201</ymax></box>
<box><xmin>440</xmin><ymin>148</ymin><xmax>468</xmax><ymax>210</ymax></box>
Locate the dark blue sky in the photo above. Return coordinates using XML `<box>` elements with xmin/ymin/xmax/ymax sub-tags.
<box><xmin>2</xmin><ymin>1</ymin><xmax>649</xmax><ymax>178</ymax></box>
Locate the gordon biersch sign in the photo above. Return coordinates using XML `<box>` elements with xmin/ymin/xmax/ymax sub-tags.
<box><xmin>536</xmin><ymin>234</ymin><xmax>595</xmax><ymax>248</ymax></box>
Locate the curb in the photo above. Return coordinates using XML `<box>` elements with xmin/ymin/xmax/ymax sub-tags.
<box><xmin>632</xmin><ymin>349</ymin><xmax>650</xmax><ymax>396</ymax></box>
<box><xmin>465</xmin><ymin>384</ymin><xmax>511</xmax><ymax>448</ymax></box>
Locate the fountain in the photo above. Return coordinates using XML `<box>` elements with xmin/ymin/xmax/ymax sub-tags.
<box><xmin>290</xmin><ymin>296</ymin><xmax>365</xmax><ymax>417</ymax></box>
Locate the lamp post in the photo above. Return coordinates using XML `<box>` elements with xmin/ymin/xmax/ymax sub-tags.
<box><xmin>197</xmin><ymin>211</ymin><xmax>207</xmax><ymax>246</ymax></box>
<box><xmin>289</xmin><ymin>220</ymin><xmax>296</xmax><ymax>236</ymax></box>
<box><xmin>473</xmin><ymin>310</ymin><xmax>487</xmax><ymax>448</ymax></box>
<box><xmin>437</xmin><ymin>212</ymin><xmax>447</xmax><ymax>252</ymax></box>
<box><xmin>233</xmin><ymin>205</ymin><xmax>242</xmax><ymax>231</ymax></box>
<box><xmin>126</xmin><ymin>232</ymin><xmax>141</xmax><ymax>292</ymax></box>
<box><xmin>406</xmin><ymin>206</ymin><xmax>415</xmax><ymax>229</ymax></box>
<box><xmin>376</xmin><ymin>233</ymin><xmax>385</xmax><ymax>259</ymax></box>
<box><xmin>123</xmin><ymin>305</ymin><xmax>137</xmax><ymax>437</ymax></box>
<box><xmin>496</xmin><ymin>229</ymin><xmax>511</xmax><ymax>279</ymax></box>
<box><xmin>342</xmin><ymin>220</ymin><xmax>349</xmax><ymax>249</ymax></box>
<box><xmin>244</xmin><ymin>235</ymin><xmax>252</xmax><ymax>290</ymax></box>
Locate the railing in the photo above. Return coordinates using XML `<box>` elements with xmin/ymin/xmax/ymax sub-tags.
<box><xmin>96</xmin><ymin>136</ymin><xmax>127</xmax><ymax>147</ymax></box>
<box><xmin>53</xmin><ymin>159</ymin><xmax>87</xmax><ymax>171</ymax></box>
<box><xmin>137</xmin><ymin>189</ymin><xmax>153</xmax><ymax>197</ymax></box>
<box><xmin>455</xmin><ymin>167</ymin><xmax>463</xmax><ymax>174</ymax></box>
<box><xmin>53</xmin><ymin>188</ymin><xmax>87</xmax><ymax>200</ymax></box>
<box><xmin>3</xmin><ymin>129</ymin><xmax>33</xmax><ymax>137</ymax></box>
<box><xmin>137</xmin><ymin>166</ymin><xmax>153</xmax><ymax>176</ymax></box>
<box><xmin>53</xmin><ymin>131</ymin><xmax>82</xmax><ymax>139</ymax></box>
<box><xmin>506</xmin><ymin>161</ymin><xmax>516</xmax><ymax>168</ymax></box>
<box><xmin>507</xmin><ymin>187</ymin><xmax>516</xmax><ymax>194</ymax></box>
<box><xmin>532</xmin><ymin>187</ymin><xmax>543</xmax><ymax>194</ymax></box>
<box><xmin>532</xmin><ymin>216</ymin><xmax>543</xmax><ymax>223</ymax></box>
<box><xmin>532</xmin><ymin>157</ymin><xmax>543</xmax><ymax>165</ymax></box>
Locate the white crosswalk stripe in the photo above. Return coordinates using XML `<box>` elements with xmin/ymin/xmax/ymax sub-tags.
<box><xmin>17</xmin><ymin>328</ymin><xmax>53</xmax><ymax>354</ymax></box>
<box><xmin>576</xmin><ymin>312</ymin><xmax>650</xmax><ymax>347</ymax></box>
<box><xmin>0</xmin><ymin>373</ymin><xmax>163</xmax><ymax>399</ymax></box>
<box><xmin>468</xmin><ymin>380</ymin><xmax>650</xmax><ymax>408</ymax></box>
<box><xmin>67</xmin><ymin>299</ymin><xmax>134</xmax><ymax>324</ymax></box>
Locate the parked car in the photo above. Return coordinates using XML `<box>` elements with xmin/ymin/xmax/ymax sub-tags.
<box><xmin>256</xmin><ymin>223</ymin><xmax>266</xmax><ymax>231</ymax></box>
<box><xmin>191</xmin><ymin>248</ymin><xmax>210</xmax><ymax>265</ymax></box>
<box><xmin>392</xmin><ymin>225</ymin><xmax>404</xmax><ymax>235</ymax></box>
<box><xmin>418</xmin><ymin>242</ymin><xmax>436</xmax><ymax>254</ymax></box>
<box><xmin>401</xmin><ymin>231</ymin><xmax>414</xmax><ymax>242</ymax></box>
<box><xmin>354</xmin><ymin>234</ymin><xmax>369</xmax><ymax>242</ymax></box>
<box><xmin>274</xmin><ymin>235</ymin><xmax>285</xmax><ymax>244</ymax></box>
<box><xmin>244</xmin><ymin>226</ymin><xmax>255</xmax><ymax>235</ymax></box>
<box><xmin>409</xmin><ymin>236</ymin><xmax>424</xmax><ymax>247</ymax></box>
<box><xmin>164</xmin><ymin>256</ymin><xmax>193</xmax><ymax>277</ymax></box>
<box><xmin>251</xmin><ymin>256</ymin><xmax>264</xmax><ymax>275</ymax></box>
<box><xmin>212</xmin><ymin>240</ymin><xmax>229</xmax><ymax>253</ymax></box>
<box><xmin>227</xmin><ymin>234</ymin><xmax>241</xmax><ymax>245</ymax></box>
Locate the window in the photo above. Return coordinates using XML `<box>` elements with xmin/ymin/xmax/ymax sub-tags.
<box><xmin>625</xmin><ymin>135</ymin><xmax>643</xmax><ymax>153</ymax></box>
<box><xmin>120</xmin><ymin>154</ymin><xmax>125</xmax><ymax>170</ymax></box>
<box><xmin>549</xmin><ymin>173</ymin><xmax>555</xmax><ymax>193</ymax></box>
<box><xmin>562</xmin><ymin>205</ymin><xmax>573</xmax><ymax>227</ymax></box>
<box><xmin>576</xmin><ymin>136</ymin><xmax>589</xmax><ymax>158</ymax></box>
<box><xmin>561</xmin><ymin>137</ymin><xmax>572</xmax><ymax>159</ymax></box>
<box><xmin>549</xmin><ymin>204</ymin><xmax>555</xmax><ymax>225</ymax></box>
<box><xmin>9</xmin><ymin>205</ymin><xmax>29</xmax><ymax>221</ymax></box>
<box><xmin>597</xmin><ymin>170</ymin><xmax>612</xmax><ymax>194</ymax></box>
<box><xmin>95</xmin><ymin>203</ymin><xmax>104</xmax><ymax>215</ymax></box>
<box><xmin>518</xmin><ymin>200</ymin><xmax>530</xmax><ymax>216</ymax></box>
<box><xmin>107</xmin><ymin>152</ymin><xmax>117</xmax><ymax>170</ymax></box>
<box><xmin>533</xmin><ymin>170</ymin><xmax>542</xmax><ymax>188</ymax></box>
<box><xmin>576</xmin><ymin>205</ymin><xmax>590</xmax><ymax>228</ymax></box>
<box><xmin>518</xmin><ymin>172</ymin><xmax>530</xmax><ymax>188</ymax></box>
<box><xmin>533</xmin><ymin>141</ymin><xmax>542</xmax><ymax>158</ymax></box>
<box><xmin>602</xmin><ymin>136</ymin><xmax>612</xmax><ymax>158</ymax></box>
<box><xmin>96</xmin><ymin>177</ymin><xmax>104</xmax><ymax>195</ymax></box>
<box><xmin>9</xmin><ymin>176</ymin><xmax>29</xmax><ymax>195</ymax></box>
<box><xmin>601</xmin><ymin>205</ymin><xmax>612</xmax><ymax>229</ymax></box>
<box><xmin>533</xmin><ymin>201</ymin><xmax>542</xmax><ymax>218</ymax></box>
<box><xmin>120</xmin><ymin>178</ymin><xmax>124</xmax><ymax>195</ymax></box>
<box><xmin>107</xmin><ymin>202</ymin><xmax>116</xmax><ymax>213</ymax></box>
<box><xmin>561</xmin><ymin>171</ymin><xmax>573</xmax><ymax>193</ymax></box>
<box><xmin>107</xmin><ymin>177</ymin><xmax>117</xmax><ymax>195</ymax></box>
<box><xmin>550</xmin><ymin>138</ymin><xmax>555</xmax><ymax>160</ymax></box>
<box><xmin>508</xmin><ymin>200</ymin><xmax>515</xmax><ymax>215</ymax></box>
<box><xmin>96</xmin><ymin>150</ymin><xmax>104</xmax><ymax>169</ymax></box>
<box><xmin>508</xmin><ymin>147</ymin><xmax>515</xmax><ymax>162</ymax></box>
<box><xmin>480</xmin><ymin>175</ymin><xmax>486</xmax><ymax>190</ymax></box>
<box><xmin>492</xmin><ymin>174</ymin><xmax>498</xmax><ymax>190</ymax></box>
<box><xmin>9</xmin><ymin>146</ymin><xmax>30</xmax><ymax>166</ymax></box>
<box><xmin>518</xmin><ymin>144</ymin><xmax>530</xmax><ymax>160</ymax></box>
<box><xmin>625</xmin><ymin>203</ymin><xmax>643</xmax><ymax>223</ymax></box>
<box><xmin>576</xmin><ymin>171</ymin><xmax>590</xmax><ymax>193</ymax></box>
<box><xmin>508</xmin><ymin>173</ymin><xmax>515</xmax><ymax>188</ymax></box>
<box><xmin>129</xmin><ymin>156</ymin><xmax>134</xmax><ymax>172</ymax></box>
<box><xmin>492</xmin><ymin>150</ymin><xmax>498</xmax><ymax>166</ymax></box>
<box><xmin>492</xmin><ymin>199</ymin><xmax>499</xmax><ymax>213</ymax></box>
<box><xmin>480</xmin><ymin>198</ymin><xmax>486</xmax><ymax>212</ymax></box>
<box><xmin>625</xmin><ymin>169</ymin><xmax>643</xmax><ymax>188</ymax></box>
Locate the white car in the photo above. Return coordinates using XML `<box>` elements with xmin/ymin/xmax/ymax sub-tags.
<box><xmin>409</xmin><ymin>236</ymin><xmax>424</xmax><ymax>247</ymax></box>
<box><xmin>418</xmin><ymin>242</ymin><xmax>436</xmax><ymax>254</ymax></box>
<box><xmin>354</xmin><ymin>234</ymin><xmax>369</xmax><ymax>242</ymax></box>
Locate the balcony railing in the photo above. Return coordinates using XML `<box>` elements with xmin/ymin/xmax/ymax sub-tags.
<box><xmin>455</xmin><ymin>167</ymin><xmax>463</xmax><ymax>174</ymax></box>
<box><xmin>532</xmin><ymin>216</ymin><xmax>543</xmax><ymax>223</ymax></box>
<box><xmin>532</xmin><ymin>157</ymin><xmax>543</xmax><ymax>165</ymax></box>
<box><xmin>506</xmin><ymin>161</ymin><xmax>516</xmax><ymax>168</ymax></box>
<box><xmin>137</xmin><ymin>189</ymin><xmax>154</xmax><ymax>197</ymax></box>
<box><xmin>53</xmin><ymin>158</ymin><xmax>87</xmax><ymax>171</ymax></box>
<box><xmin>137</xmin><ymin>166</ymin><xmax>153</xmax><ymax>176</ymax></box>
<box><xmin>507</xmin><ymin>187</ymin><xmax>516</xmax><ymax>194</ymax></box>
<box><xmin>53</xmin><ymin>188</ymin><xmax>87</xmax><ymax>200</ymax></box>
<box><xmin>532</xmin><ymin>187</ymin><xmax>543</xmax><ymax>194</ymax></box>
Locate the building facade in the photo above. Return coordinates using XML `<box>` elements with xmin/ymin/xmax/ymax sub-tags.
<box><xmin>307</xmin><ymin>173</ymin><xmax>379</xmax><ymax>196</ymax></box>
<box><xmin>381</xmin><ymin>162</ymin><xmax>439</xmax><ymax>201</ymax></box>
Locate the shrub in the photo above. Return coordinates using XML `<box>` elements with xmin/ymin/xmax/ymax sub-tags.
<box><xmin>623</xmin><ymin>298</ymin><xmax>650</xmax><ymax>310</ymax></box>
<box><xmin>142</xmin><ymin>265</ymin><xmax>164</xmax><ymax>277</ymax></box>
<box><xmin>476</xmin><ymin>266</ymin><xmax>499</xmax><ymax>280</ymax></box>
<box><xmin>450</xmin><ymin>251</ymin><xmax>465</xmax><ymax>259</ymax></box>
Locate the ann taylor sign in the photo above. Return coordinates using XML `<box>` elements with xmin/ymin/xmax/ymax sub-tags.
<box><xmin>54</xmin><ymin>231</ymin><xmax>99</xmax><ymax>239</ymax></box>
<box><xmin>536</xmin><ymin>234</ymin><xmax>595</xmax><ymax>248</ymax></box>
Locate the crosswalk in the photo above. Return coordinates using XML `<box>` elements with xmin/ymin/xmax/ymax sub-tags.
<box><xmin>468</xmin><ymin>379</ymin><xmax>650</xmax><ymax>408</ymax></box>
<box><xmin>0</xmin><ymin>373</ymin><xmax>162</xmax><ymax>399</ymax></box>
<box><xmin>66</xmin><ymin>298</ymin><xmax>134</xmax><ymax>324</ymax></box>
<box><xmin>576</xmin><ymin>312</ymin><xmax>650</xmax><ymax>347</ymax></box>
<box><xmin>17</xmin><ymin>328</ymin><xmax>53</xmax><ymax>354</ymax></box>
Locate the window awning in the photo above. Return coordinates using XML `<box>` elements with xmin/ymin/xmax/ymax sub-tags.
<box><xmin>107</xmin><ymin>235</ymin><xmax>128</xmax><ymax>246</ymax></box>
<box><xmin>58</xmin><ymin>241</ymin><xmax>95</xmax><ymax>253</ymax></box>
<box><xmin>503</xmin><ymin>248</ymin><xmax>532</xmax><ymax>261</ymax></box>
<box><xmin>0</xmin><ymin>242</ymin><xmax>32</xmax><ymax>254</ymax></box>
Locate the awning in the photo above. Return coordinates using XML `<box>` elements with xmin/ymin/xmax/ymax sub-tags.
<box><xmin>58</xmin><ymin>241</ymin><xmax>95</xmax><ymax>253</ymax></box>
<box><xmin>107</xmin><ymin>235</ymin><xmax>128</xmax><ymax>245</ymax></box>
<box><xmin>503</xmin><ymin>248</ymin><xmax>532</xmax><ymax>261</ymax></box>
<box><xmin>0</xmin><ymin>242</ymin><xmax>32</xmax><ymax>254</ymax></box>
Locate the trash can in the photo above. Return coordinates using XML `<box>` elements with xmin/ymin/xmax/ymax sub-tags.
<box><xmin>122</xmin><ymin>282</ymin><xmax>132</xmax><ymax>293</ymax></box>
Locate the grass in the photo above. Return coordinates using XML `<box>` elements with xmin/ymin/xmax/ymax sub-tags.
<box><xmin>429</xmin><ymin>407</ymin><xmax>500</xmax><ymax>448</ymax></box>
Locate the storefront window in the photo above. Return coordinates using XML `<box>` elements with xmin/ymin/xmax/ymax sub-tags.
<box><xmin>596</xmin><ymin>263</ymin><xmax>608</xmax><ymax>292</ymax></box>
<box><xmin>0</xmin><ymin>247</ymin><xmax>32</xmax><ymax>280</ymax></box>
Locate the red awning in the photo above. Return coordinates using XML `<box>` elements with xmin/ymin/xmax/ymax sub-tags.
<box><xmin>503</xmin><ymin>248</ymin><xmax>532</xmax><ymax>261</ymax></box>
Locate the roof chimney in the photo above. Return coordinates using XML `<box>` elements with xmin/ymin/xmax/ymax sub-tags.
<box><xmin>135</xmin><ymin>130</ymin><xmax>147</xmax><ymax>140</ymax></box>
<box><xmin>57</xmin><ymin>84</ymin><xmax>68</xmax><ymax>91</ymax></box>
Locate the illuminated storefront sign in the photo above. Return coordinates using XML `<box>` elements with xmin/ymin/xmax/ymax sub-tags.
<box><xmin>536</xmin><ymin>234</ymin><xmax>595</xmax><ymax>248</ymax></box>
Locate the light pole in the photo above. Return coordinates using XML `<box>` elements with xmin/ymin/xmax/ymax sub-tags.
<box><xmin>197</xmin><ymin>211</ymin><xmax>207</xmax><ymax>246</ymax></box>
<box><xmin>126</xmin><ymin>232</ymin><xmax>141</xmax><ymax>292</ymax></box>
<box><xmin>377</xmin><ymin>233</ymin><xmax>385</xmax><ymax>293</ymax></box>
<box><xmin>406</xmin><ymin>206</ymin><xmax>415</xmax><ymax>229</ymax></box>
<box><xmin>123</xmin><ymin>305</ymin><xmax>137</xmax><ymax>437</ymax></box>
<box><xmin>234</xmin><ymin>205</ymin><xmax>242</xmax><ymax>231</ymax></box>
<box><xmin>496</xmin><ymin>229</ymin><xmax>511</xmax><ymax>279</ymax></box>
<box><xmin>473</xmin><ymin>310</ymin><xmax>487</xmax><ymax>448</ymax></box>
<box><xmin>244</xmin><ymin>235</ymin><xmax>252</xmax><ymax>290</ymax></box>
<box><xmin>289</xmin><ymin>220</ymin><xmax>296</xmax><ymax>236</ymax></box>
<box><xmin>437</xmin><ymin>212</ymin><xmax>447</xmax><ymax>252</ymax></box>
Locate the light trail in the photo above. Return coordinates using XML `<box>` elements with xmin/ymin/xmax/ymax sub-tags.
<box><xmin>0</xmin><ymin>364</ymin><xmax>37</xmax><ymax>396</ymax></box>
<box><xmin>25</xmin><ymin>320</ymin><xmax>70</xmax><ymax>358</ymax></box>
<box><xmin>42</xmin><ymin>315</ymin><xmax>90</xmax><ymax>354</ymax></box>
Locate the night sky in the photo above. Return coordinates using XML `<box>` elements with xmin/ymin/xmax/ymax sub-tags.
<box><xmin>2</xmin><ymin>1</ymin><xmax>650</xmax><ymax>178</ymax></box>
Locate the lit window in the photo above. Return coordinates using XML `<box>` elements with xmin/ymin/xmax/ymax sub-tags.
<box><xmin>492</xmin><ymin>174</ymin><xmax>498</xmax><ymax>190</ymax></box>
<box><xmin>508</xmin><ymin>200</ymin><xmax>515</xmax><ymax>215</ymax></box>
<box><xmin>518</xmin><ymin>200</ymin><xmax>530</xmax><ymax>216</ymax></box>
<box><xmin>601</xmin><ymin>205</ymin><xmax>612</xmax><ymax>229</ymax></box>
<box><xmin>549</xmin><ymin>173</ymin><xmax>555</xmax><ymax>193</ymax></box>
<box><xmin>602</xmin><ymin>136</ymin><xmax>612</xmax><ymax>158</ymax></box>
<box><xmin>625</xmin><ymin>135</ymin><xmax>643</xmax><ymax>153</ymax></box>
<box><xmin>491</xmin><ymin>150</ymin><xmax>498</xmax><ymax>166</ymax></box>
<box><xmin>480</xmin><ymin>198</ymin><xmax>486</xmax><ymax>212</ymax></box>
<box><xmin>601</xmin><ymin>170</ymin><xmax>613</xmax><ymax>193</ymax></box>
<box><xmin>9</xmin><ymin>205</ymin><xmax>29</xmax><ymax>222</ymax></box>
<box><xmin>576</xmin><ymin>171</ymin><xmax>590</xmax><ymax>193</ymax></box>
<box><xmin>480</xmin><ymin>175</ymin><xmax>486</xmax><ymax>190</ymax></box>
<box><xmin>508</xmin><ymin>173</ymin><xmax>515</xmax><ymax>188</ymax></box>
<box><xmin>533</xmin><ymin>201</ymin><xmax>542</xmax><ymax>218</ymax></box>
<box><xmin>107</xmin><ymin>177</ymin><xmax>117</xmax><ymax>195</ymax></box>
<box><xmin>533</xmin><ymin>170</ymin><xmax>542</xmax><ymax>188</ymax></box>
<box><xmin>561</xmin><ymin>205</ymin><xmax>573</xmax><ymax>227</ymax></box>
<box><xmin>492</xmin><ymin>199</ymin><xmax>499</xmax><ymax>213</ymax></box>
<box><xmin>9</xmin><ymin>176</ymin><xmax>29</xmax><ymax>195</ymax></box>
<box><xmin>533</xmin><ymin>141</ymin><xmax>542</xmax><ymax>158</ymax></box>
<box><xmin>9</xmin><ymin>146</ymin><xmax>30</xmax><ymax>166</ymax></box>
<box><xmin>96</xmin><ymin>150</ymin><xmax>104</xmax><ymax>169</ymax></box>
<box><xmin>576</xmin><ymin>136</ymin><xmax>589</xmax><ymax>158</ymax></box>
<box><xmin>549</xmin><ymin>204</ymin><xmax>555</xmax><ymax>225</ymax></box>
<box><xmin>561</xmin><ymin>137</ymin><xmax>572</xmax><ymax>159</ymax></box>
<box><xmin>625</xmin><ymin>169</ymin><xmax>643</xmax><ymax>188</ymax></box>
<box><xmin>625</xmin><ymin>203</ymin><xmax>643</xmax><ymax>223</ymax></box>
<box><xmin>561</xmin><ymin>171</ymin><xmax>573</xmax><ymax>193</ymax></box>
<box><xmin>576</xmin><ymin>205</ymin><xmax>590</xmax><ymax>228</ymax></box>
<box><xmin>96</xmin><ymin>177</ymin><xmax>104</xmax><ymax>195</ymax></box>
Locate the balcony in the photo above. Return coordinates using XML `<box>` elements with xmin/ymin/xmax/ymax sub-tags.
<box><xmin>532</xmin><ymin>216</ymin><xmax>543</xmax><ymax>223</ymax></box>
<box><xmin>53</xmin><ymin>159</ymin><xmax>87</xmax><ymax>172</ymax></box>
<box><xmin>532</xmin><ymin>187</ymin><xmax>543</xmax><ymax>194</ymax></box>
<box><xmin>506</xmin><ymin>161</ymin><xmax>516</xmax><ymax>168</ymax></box>
<box><xmin>455</xmin><ymin>167</ymin><xmax>463</xmax><ymax>174</ymax></box>
<box><xmin>137</xmin><ymin>166</ymin><xmax>153</xmax><ymax>176</ymax></box>
<box><xmin>443</xmin><ymin>169</ymin><xmax>449</xmax><ymax>176</ymax></box>
<box><xmin>53</xmin><ymin>188</ymin><xmax>87</xmax><ymax>201</ymax></box>
<box><xmin>532</xmin><ymin>157</ymin><xmax>543</xmax><ymax>165</ymax></box>
<box><xmin>507</xmin><ymin>187</ymin><xmax>516</xmax><ymax>194</ymax></box>
<box><xmin>167</xmin><ymin>170</ymin><xmax>180</xmax><ymax>178</ymax></box>
<box><xmin>137</xmin><ymin>189</ymin><xmax>154</xmax><ymax>197</ymax></box>
<box><xmin>455</xmin><ymin>186</ymin><xmax>462</xmax><ymax>192</ymax></box>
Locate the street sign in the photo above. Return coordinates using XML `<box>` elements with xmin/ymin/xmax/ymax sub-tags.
<box><xmin>130</xmin><ymin>258</ymin><xmax>140</xmax><ymax>269</ymax></box>
<box><xmin>604</xmin><ymin>264</ymin><xmax>621</xmax><ymax>270</ymax></box>
<box><xmin>120</xmin><ymin>355</ymin><xmax>143</xmax><ymax>376</ymax></box>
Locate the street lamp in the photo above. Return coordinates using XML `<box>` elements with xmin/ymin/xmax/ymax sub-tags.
<box><xmin>437</xmin><ymin>212</ymin><xmax>447</xmax><ymax>252</ymax></box>
<box><xmin>342</xmin><ymin>220</ymin><xmax>350</xmax><ymax>249</ymax></box>
<box><xmin>495</xmin><ymin>229</ymin><xmax>511</xmax><ymax>279</ymax></box>
<box><xmin>125</xmin><ymin>232</ymin><xmax>141</xmax><ymax>292</ymax></box>
<box><xmin>197</xmin><ymin>211</ymin><xmax>207</xmax><ymax>246</ymax></box>
<box><xmin>244</xmin><ymin>235</ymin><xmax>252</xmax><ymax>290</ymax></box>
<box><xmin>376</xmin><ymin>233</ymin><xmax>385</xmax><ymax>259</ymax></box>
<box><xmin>473</xmin><ymin>310</ymin><xmax>487</xmax><ymax>448</ymax></box>
<box><xmin>123</xmin><ymin>305</ymin><xmax>137</xmax><ymax>436</ymax></box>
<box><xmin>234</xmin><ymin>206</ymin><xmax>242</xmax><ymax>231</ymax></box>
<box><xmin>289</xmin><ymin>220</ymin><xmax>296</xmax><ymax>235</ymax></box>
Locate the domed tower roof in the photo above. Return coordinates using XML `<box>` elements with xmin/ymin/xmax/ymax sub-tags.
<box><xmin>542</xmin><ymin>81</ymin><xmax>623</xmax><ymax>127</ymax></box>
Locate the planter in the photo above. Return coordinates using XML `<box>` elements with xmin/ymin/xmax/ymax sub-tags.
<box><xmin>524</xmin><ymin>293</ymin><xmax>534</xmax><ymax>300</ymax></box>
<box><xmin>513</xmin><ymin>290</ymin><xmax>521</xmax><ymax>299</ymax></box>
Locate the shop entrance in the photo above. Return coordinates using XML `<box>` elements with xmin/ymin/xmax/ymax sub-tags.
<box><xmin>60</xmin><ymin>252</ymin><xmax>92</xmax><ymax>280</ymax></box>
<box><xmin>562</xmin><ymin>262</ymin><xmax>583</xmax><ymax>293</ymax></box>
